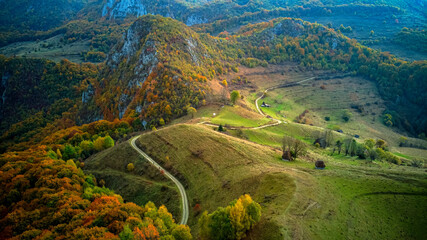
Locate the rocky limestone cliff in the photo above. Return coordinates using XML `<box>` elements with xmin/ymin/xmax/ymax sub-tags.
<box><xmin>0</xmin><ymin>73</ymin><xmax>9</xmax><ymax>121</ymax></box>
<box><xmin>185</xmin><ymin>14</ymin><xmax>208</xmax><ymax>26</ymax></box>
<box><xmin>102</xmin><ymin>0</ymin><xmax>147</xmax><ymax>19</ymax></box>
<box><xmin>82</xmin><ymin>15</ymin><xmax>213</xmax><ymax>123</ymax></box>
<box><xmin>106</xmin><ymin>17</ymin><xmax>159</xmax><ymax>87</ymax></box>
<box><xmin>100</xmin><ymin>0</ymin><xmax>218</xmax><ymax>25</ymax></box>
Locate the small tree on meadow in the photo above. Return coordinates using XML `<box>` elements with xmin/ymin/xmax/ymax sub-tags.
<box><xmin>230</xmin><ymin>90</ymin><xmax>241</xmax><ymax>105</ymax></box>
<box><xmin>376</xmin><ymin>139</ymin><xmax>386</xmax><ymax>149</ymax></box>
<box><xmin>342</xmin><ymin>110</ymin><xmax>352</xmax><ymax>122</ymax></box>
<box><xmin>335</xmin><ymin>140</ymin><xmax>343</xmax><ymax>155</ymax></box>
<box><xmin>221</xmin><ymin>79</ymin><xmax>228</xmax><ymax>87</ymax></box>
<box><xmin>221</xmin><ymin>80</ymin><xmax>229</xmax><ymax>103</ymax></box>
<box><xmin>282</xmin><ymin>135</ymin><xmax>307</xmax><ymax>159</ymax></box>
<box><xmin>324</xmin><ymin>129</ymin><xmax>334</xmax><ymax>148</ymax></box>
<box><xmin>187</xmin><ymin>107</ymin><xmax>197</xmax><ymax>118</ymax></box>
<box><xmin>343</xmin><ymin>138</ymin><xmax>353</xmax><ymax>155</ymax></box>
<box><xmin>292</xmin><ymin>138</ymin><xmax>307</xmax><ymax>158</ymax></box>
<box><xmin>218</xmin><ymin>124</ymin><xmax>224</xmax><ymax>132</ymax></box>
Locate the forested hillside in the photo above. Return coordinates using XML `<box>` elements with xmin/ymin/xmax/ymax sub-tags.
<box><xmin>0</xmin><ymin>137</ymin><xmax>192</xmax><ymax>239</ymax></box>
<box><xmin>0</xmin><ymin>0</ymin><xmax>89</xmax><ymax>46</ymax></box>
<box><xmin>2</xmin><ymin>15</ymin><xmax>426</xmax><ymax>151</ymax></box>
<box><xmin>225</xmin><ymin>18</ymin><xmax>427</xmax><ymax>137</ymax></box>
<box><xmin>86</xmin><ymin>16</ymin><xmax>427</xmax><ymax>137</ymax></box>
<box><xmin>0</xmin><ymin>0</ymin><xmax>87</xmax><ymax>31</ymax></box>
<box><xmin>80</xmin><ymin>15</ymin><xmax>225</xmax><ymax>125</ymax></box>
<box><xmin>0</xmin><ymin>57</ymin><xmax>100</xmax><ymax>152</ymax></box>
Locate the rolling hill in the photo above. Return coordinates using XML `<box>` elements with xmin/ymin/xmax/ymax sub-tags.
<box><xmin>85</xmin><ymin>123</ymin><xmax>427</xmax><ymax>239</ymax></box>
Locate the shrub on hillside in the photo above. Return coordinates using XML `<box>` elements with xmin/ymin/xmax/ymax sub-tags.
<box><xmin>342</xmin><ymin>110</ymin><xmax>352</xmax><ymax>122</ymax></box>
<box><xmin>93</xmin><ymin>136</ymin><xmax>115</xmax><ymax>152</ymax></box>
<box><xmin>411</xmin><ymin>159</ymin><xmax>424</xmax><ymax>168</ymax></box>
<box><xmin>218</xmin><ymin>124</ymin><xmax>225</xmax><ymax>132</ymax></box>
<box><xmin>127</xmin><ymin>163</ymin><xmax>135</xmax><ymax>172</ymax></box>
<box><xmin>103</xmin><ymin>136</ymin><xmax>115</xmax><ymax>149</ymax></box>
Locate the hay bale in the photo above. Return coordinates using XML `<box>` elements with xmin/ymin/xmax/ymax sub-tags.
<box><xmin>282</xmin><ymin>150</ymin><xmax>293</xmax><ymax>161</ymax></box>
<box><xmin>315</xmin><ymin>160</ymin><xmax>326</xmax><ymax>169</ymax></box>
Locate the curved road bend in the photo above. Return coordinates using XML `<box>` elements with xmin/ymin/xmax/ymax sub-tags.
<box><xmin>199</xmin><ymin>77</ymin><xmax>315</xmax><ymax>130</ymax></box>
<box><xmin>127</xmin><ymin>77</ymin><xmax>316</xmax><ymax>225</ymax></box>
<box><xmin>130</xmin><ymin>135</ymin><xmax>189</xmax><ymax>225</ymax></box>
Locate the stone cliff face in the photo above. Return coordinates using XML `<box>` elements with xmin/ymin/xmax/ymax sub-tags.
<box><xmin>106</xmin><ymin>19</ymin><xmax>160</xmax><ymax>118</ymax></box>
<box><xmin>102</xmin><ymin>0</ymin><xmax>147</xmax><ymax>19</ymax></box>
<box><xmin>0</xmin><ymin>73</ymin><xmax>9</xmax><ymax>120</ymax></box>
<box><xmin>185</xmin><ymin>15</ymin><xmax>208</xmax><ymax>26</ymax></box>
<box><xmin>81</xmin><ymin>15</ymin><xmax>212</xmax><ymax>122</ymax></box>
<box><xmin>107</xmin><ymin>18</ymin><xmax>159</xmax><ymax>87</ymax></box>
<box><xmin>100</xmin><ymin>0</ymin><xmax>211</xmax><ymax>25</ymax></box>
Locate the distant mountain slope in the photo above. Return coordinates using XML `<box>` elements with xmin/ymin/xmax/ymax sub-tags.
<box><xmin>1</xmin><ymin>0</ymin><xmax>424</xmax><ymax>59</ymax></box>
<box><xmin>1</xmin><ymin>15</ymin><xmax>426</xmax><ymax>152</ymax></box>
<box><xmin>0</xmin><ymin>57</ymin><xmax>99</xmax><ymax>152</ymax></box>
<box><xmin>2</xmin><ymin>0</ymin><xmax>423</xmax><ymax>34</ymax></box>
<box><xmin>0</xmin><ymin>0</ymin><xmax>88</xmax><ymax>31</ymax></box>
<box><xmin>98</xmin><ymin>0</ymin><xmax>426</xmax><ymax>23</ymax></box>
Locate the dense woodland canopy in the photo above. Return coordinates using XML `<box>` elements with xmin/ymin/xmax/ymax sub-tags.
<box><xmin>225</xmin><ymin>18</ymin><xmax>427</xmax><ymax>137</ymax></box>
<box><xmin>0</xmin><ymin>115</ymin><xmax>194</xmax><ymax>239</ymax></box>
<box><xmin>0</xmin><ymin>147</ymin><xmax>192</xmax><ymax>239</ymax></box>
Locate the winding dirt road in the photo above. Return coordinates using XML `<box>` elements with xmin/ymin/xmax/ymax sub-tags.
<box><xmin>130</xmin><ymin>135</ymin><xmax>189</xmax><ymax>225</ymax></box>
<box><xmin>127</xmin><ymin>77</ymin><xmax>316</xmax><ymax>225</ymax></box>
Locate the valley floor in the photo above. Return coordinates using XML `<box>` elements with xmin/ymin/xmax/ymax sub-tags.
<box><xmin>85</xmin><ymin>63</ymin><xmax>427</xmax><ymax>239</ymax></box>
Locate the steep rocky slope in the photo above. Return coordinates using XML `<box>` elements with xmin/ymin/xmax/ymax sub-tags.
<box><xmin>79</xmin><ymin>15</ymin><xmax>222</xmax><ymax>126</ymax></box>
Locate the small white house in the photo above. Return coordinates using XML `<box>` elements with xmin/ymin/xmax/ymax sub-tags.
<box><xmin>261</xmin><ymin>101</ymin><xmax>270</xmax><ymax>107</ymax></box>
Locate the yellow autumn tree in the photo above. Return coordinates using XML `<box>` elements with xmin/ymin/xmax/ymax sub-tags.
<box><xmin>198</xmin><ymin>194</ymin><xmax>261</xmax><ymax>240</ymax></box>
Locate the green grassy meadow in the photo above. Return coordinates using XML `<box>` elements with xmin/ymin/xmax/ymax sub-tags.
<box><xmin>210</xmin><ymin>105</ymin><xmax>272</xmax><ymax>127</ymax></box>
<box><xmin>133</xmin><ymin>124</ymin><xmax>427</xmax><ymax>239</ymax></box>
<box><xmin>0</xmin><ymin>34</ymin><xmax>91</xmax><ymax>63</ymax></box>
